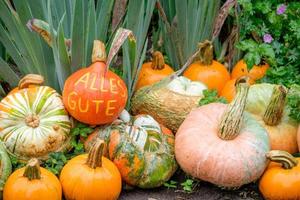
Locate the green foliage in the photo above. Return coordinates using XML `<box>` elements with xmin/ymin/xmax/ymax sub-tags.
<box><xmin>237</xmin><ymin>0</ymin><xmax>300</xmax><ymax>87</ymax></box>
<box><xmin>121</xmin><ymin>0</ymin><xmax>156</xmax><ymax>109</ymax></box>
<box><xmin>10</xmin><ymin>156</ymin><xmax>26</xmax><ymax>170</ymax></box>
<box><xmin>287</xmin><ymin>84</ymin><xmax>300</xmax><ymax>123</ymax></box>
<box><xmin>157</xmin><ymin>0</ymin><xmax>221</xmax><ymax>69</ymax></box>
<box><xmin>181</xmin><ymin>179</ymin><xmax>194</xmax><ymax>193</ymax></box>
<box><xmin>199</xmin><ymin>90</ymin><xmax>227</xmax><ymax>106</ymax></box>
<box><xmin>70</xmin><ymin>122</ymin><xmax>94</xmax><ymax>155</ymax></box>
<box><xmin>44</xmin><ymin>152</ymin><xmax>67</xmax><ymax>175</ymax></box>
<box><xmin>0</xmin><ymin>0</ymin><xmax>115</xmax><ymax>92</ymax></box>
<box><xmin>163</xmin><ymin>180</ymin><xmax>177</xmax><ymax>189</ymax></box>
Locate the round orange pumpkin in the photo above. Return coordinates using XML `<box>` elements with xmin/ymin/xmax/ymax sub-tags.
<box><xmin>63</xmin><ymin>40</ymin><xmax>128</xmax><ymax>125</ymax></box>
<box><xmin>60</xmin><ymin>139</ymin><xmax>122</xmax><ymax>200</ymax></box>
<box><xmin>231</xmin><ymin>59</ymin><xmax>269</xmax><ymax>81</ymax></box>
<box><xmin>259</xmin><ymin>150</ymin><xmax>300</xmax><ymax>200</ymax></box>
<box><xmin>3</xmin><ymin>158</ymin><xmax>62</xmax><ymax>200</ymax></box>
<box><xmin>135</xmin><ymin>51</ymin><xmax>174</xmax><ymax>91</ymax></box>
<box><xmin>8</xmin><ymin>74</ymin><xmax>44</xmax><ymax>95</ymax></box>
<box><xmin>175</xmin><ymin>80</ymin><xmax>270</xmax><ymax>188</ymax></box>
<box><xmin>183</xmin><ymin>40</ymin><xmax>230</xmax><ymax>94</ymax></box>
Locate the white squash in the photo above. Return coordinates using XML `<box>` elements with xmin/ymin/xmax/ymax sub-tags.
<box><xmin>0</xmin><ymin>75</ymin><xmax>71</xmax><ymax>161</ymax></box>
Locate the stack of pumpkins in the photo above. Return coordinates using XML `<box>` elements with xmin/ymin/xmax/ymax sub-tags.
<box><xmin>0</xmin><ymin>40</ymin><xmax>177</xmax><ymax>200</ymax></box>
<box><xmin>132</xmin><ymin>40</ymin><xmax>300</xmax><ymax>200</ymax></box>
<box><xmin>0</xmin><ymin>39</ymin><xmax>299</xmax><ymax>200</ymax></box>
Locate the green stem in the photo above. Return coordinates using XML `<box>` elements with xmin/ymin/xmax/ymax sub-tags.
<box><xmin>266</xmin><ymin>150</ymin><xmax>298</xmax><ymax>169</ymax></box>
<box><xmin>218</xmin><ymin>78</ymin><xmax>249</xmax><ymax>140</ymax></box>
<box><xmin>86</xmin><ymin>139</ymin><xmax>105</xmax><ymax>169</ymax></box>
<box><xmin>263</xmin><ymin>85</ymin><xmax>287</xmax><ymax>126</ymax></box>
<box><xmin>23</xmin><ymin>158</ymin><xmax>41</xmax><ymax>180</ymax></box>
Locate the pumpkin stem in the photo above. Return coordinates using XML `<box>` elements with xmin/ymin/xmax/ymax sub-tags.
<box><xmin>23</xmin><ymin>158</ymin><xmax>41</xmax><ymax>180</ymax></box>
<box><xmin>151</xmin><ymin>51</ymin><xmax>165</xmax><ymax>70</ymax></box>
<box><xmin>197</xmin><ymin>40</ymin><xmax>214</xmax><ymax>65</ymax></box>
<box><xmin>266</xmin><ymin>150</ymin><xmax>298</xmax><ymax>169</ymax></box>
<box><xmin>92</xmin><ymin>40</ymin><xmax>107</xmax><ymax>63</ymax></box>
<box><xmin>18</xmin><ymin>74</ymin><xmax>44</xmax><ymax>89</ymax></box>
<box><xmin>218</xmin><ymin>77</ymin><xmax>249</xmax><ymax>140</ymax></box>
<box><xmin>86</xmin><ymin>138</ymin><xmax>105</xmax><ymax>169</ymax></box>
<box><xmin>263</xmin><ymin>85</ymin><xmax>287</xmax><ymax>126</ymax></box>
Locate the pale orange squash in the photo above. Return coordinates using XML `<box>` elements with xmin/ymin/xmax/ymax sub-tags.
<box><xmin>175</xmin><ymin>79</ymin><xmax>270</xmax><ymax>188</ymax></box>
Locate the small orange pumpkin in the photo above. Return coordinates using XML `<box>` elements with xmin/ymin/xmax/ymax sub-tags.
<box><xmin>231</xmin><ymin>60</ymin><xmax>269</xmax><ymax>81</ymax></box>
<box><xmin>183</xmin><ymin>40</ymin><xmax>230</xmax><ymax>94</ymax></box>
<box><xmin>220</xmin><ymin>76</ymin><xmax>254</xmax><ymax>103</ymax></box>
<box><xmin>63</xmin><ymin>40</ymin><xmax>128</xmax><ymax>125</ymax></box>
<box><xmin>135</xmin><ymin>51</ymin><xmax>174</xmax><ymax>91</ymax></box>
<box><xmin>8</xmin><ymin>74</ymin><xmax>44</xmax><ymax>95</ymax></box>
<box><xmin>3</xmin><ymin>158</ymin><xmax>62</xmax><ymax>200</ymax></box>
<box><xmin>60</xmin><ymin>139</ymin><xmax>122</xmax><ymax>200</ymax></box>
<box><xmin>259</xmin><ymin>150</ymin><xmax>300</xmax><ymax>200</ymax></box>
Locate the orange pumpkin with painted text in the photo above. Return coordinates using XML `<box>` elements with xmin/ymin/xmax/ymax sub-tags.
<box><xmin>63</xmin><ymin>40</ymin><xmax>128</xmax><ymax>125</ymax></box>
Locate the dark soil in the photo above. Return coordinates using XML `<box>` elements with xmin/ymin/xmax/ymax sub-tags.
<box><xmin>120</xmin><ymin>170</ymin><xmax>264</xmax><ymax>200</ymax></box>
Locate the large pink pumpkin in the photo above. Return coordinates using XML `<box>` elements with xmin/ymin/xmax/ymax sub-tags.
<box><xmin>175</xmin><ymin>81</ymin><xmax>270</xmax><ymax>188</ymax></box>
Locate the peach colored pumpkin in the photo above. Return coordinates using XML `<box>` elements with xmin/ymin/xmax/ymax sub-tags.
<box><xmin>175</xmin><ymin>80</ymin><xmax>270</xmax><ymax>188</ymax></box>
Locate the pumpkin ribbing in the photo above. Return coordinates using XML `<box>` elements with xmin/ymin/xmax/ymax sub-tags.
<box><xmin>23</xmin><ymin>158</ymin><xmax>41</xmax><ymax>180</ymax></box>
<box><xmin>218</xmin><ymin>80</ymin><xmax>249</xmax><ymax>140</ymax></box>
<box><xmin>266</xmin><ymin>150</ymin><xmax>298</xmax><ymax>169</ymax></box>
<box><xmin>263</xmin><ymin>86</ymin><xmax>287</xmax><ymax>126</ymax></box>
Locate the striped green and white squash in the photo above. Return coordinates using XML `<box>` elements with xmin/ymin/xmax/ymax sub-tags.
<box><xmin>0</xmin><ymin>85</ymin><xmax>71</xmax><ymax>161</ymax></box>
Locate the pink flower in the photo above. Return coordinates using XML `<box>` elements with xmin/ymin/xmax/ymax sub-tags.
<box><xmin>263</xmin><ymin>34</ymin><xmax>273</xmax><ymax>43</ymax></box>
<box><xmin>277</xmin><ymin>4</ymin><xmax>287</xmax><ymax>15</ymax></box>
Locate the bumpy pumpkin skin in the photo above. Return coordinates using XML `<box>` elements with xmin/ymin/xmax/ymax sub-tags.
<box><xmin>0</xmin><ymin>86</ymin><xmax>71</xmax><ymax>161</ymax></box>
<box><xmin>184</xmin><ymin>60</ymin><xmax>230</xmax><ymax>94</ymax></box>
<box><xmin>131</xmin><ymin>79</ymin><xmax>203</xmax><ymax>132</ymax></box>
<box><xmin>86</xmin><ymin>115</ymin><xmax>177</xmax><ymax>188</ymax></box>
<box><xmin>246</xmin><ymin>83</ymin><xmax>298</xmax><ymax>154</ymax></box>
<box><xmin>60</xmin><ymin>154</ymin><xmax>121</xmax><ymax>200</ymax></box>
<box><xmin>0</xmin><ymin>142</ymin><xmax>12</xmax><ymax>195</ymax></box>
<box><xmin>175</xmin><ymin>103</ymin><xmax>270</xmax><ymax>188</ymax></box>
<box><xmin>135</xmin><ymin>62</ymin><xmax>174</xmax><ymax>91</ymax></box>
<box><xmin>259</xmin><ymin>153</ymin><xmax>300</xmax><ymax>200</ymax></box>
<box><xmin>3</xmin><ymin>163</ymin><xmax>62</xmax><ymax>200</ymax></box>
